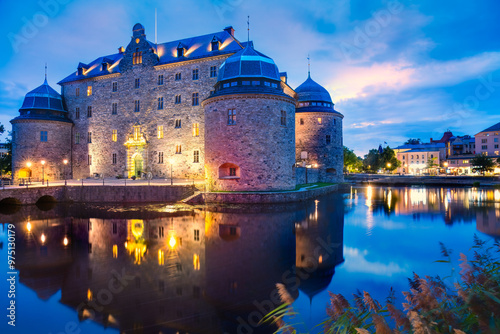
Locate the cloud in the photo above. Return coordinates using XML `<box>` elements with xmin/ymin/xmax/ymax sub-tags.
<box><xmin>343</xmin><ymin>246</ymin><xmax>407</xmax><ymax>276</ymax></box>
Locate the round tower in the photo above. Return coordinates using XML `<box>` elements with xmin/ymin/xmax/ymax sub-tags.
<box><xmin>203</xmin><ymin>43</ymin><xmax>296</xmax><ymax>191</ymax></box>
<box><xmin>11</xmin><ymin>77</ymin><xmax>73</xmax><ymax>182</ymax></box>
<box><xmin>295</xmin><ymin>75</ymin><xmax>344</xmax><ymax>183</ymax></box>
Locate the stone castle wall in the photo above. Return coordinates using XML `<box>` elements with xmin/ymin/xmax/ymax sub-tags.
<box><xmin>295</xmin><ymin>111</ymin><xmax>344</xmax><ymax>183</ymax></box>
<box><xmin>203</xmin><ymin>93</ymin><xmax>297</xmax><ymax>191</ymax></box>
<box><xmin>11</xmin><ymin>119</ymin><xmax>72</xmax><ymax>181</ymax></box>
<box><xmin>61</xmin><ymin>48</ymin><xmax>231</xmax><ymax>180</ymax></box>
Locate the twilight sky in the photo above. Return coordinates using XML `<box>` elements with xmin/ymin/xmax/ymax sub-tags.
<box><xmin>1</xmin><ymin>0</ymin><xmax>500</xmax><ymax>155</ymax></box>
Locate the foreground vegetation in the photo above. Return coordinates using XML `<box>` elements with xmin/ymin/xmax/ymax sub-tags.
<box><xmin>266</xmin><ymin>236</ymin><xmax>500</xmax><ymax>333</ymax></box>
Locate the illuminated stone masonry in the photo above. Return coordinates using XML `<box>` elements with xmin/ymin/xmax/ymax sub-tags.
<box><xmin>11</xmin><ymin>23</ymin><xmax>344</xmax><ymax>191</ymax></box>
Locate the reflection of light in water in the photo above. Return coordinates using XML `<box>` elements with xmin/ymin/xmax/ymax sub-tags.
<box><xmin>387</xmin><ymin>190</ymin><xmax>392</xmax><ymax>210</ymax></box>
<box><xmin>158</xmin><ymin>250</ymin><xmax>164</xmax><ymax>265</ymax></box>
<box><xmin>41</xmin><ymin>233</ymin><xmax>46</xmax><ymax>244</ymax></box>
<box><xmin>193</xmin><ymin>254</ymin><xmax>200</xmax><ymax>270</ymax></box>
<box><xmin>495</xmin><ymin>190</ymin><xmax>500</xmax><ymax>202</ymax></box>
<box><xmin>113</xmin><ymin>244</ymin><xmax>118</xmax><ymax>258</ymax></box>
<box><xmin>366</xmin><ymin>186</ymin><xmax>373</xmax><ymax>207</ymax></box>
<box><xmin>314</xmin><ymin>200</ymin><xmax>319</xmax><ymax>220</ymax></box>
<box><xmin>405</xmin><ymin>189</ymin><xmax>408</xmax><ymax>207</ymax></box>
<box><xmin>169</xmin><ymin>235</ymin><xmax>176</xmax><ymax>248</ymax></box>
<box><xmin>318</xmin><ymin>255</ymin><xmax>323</xmax><ymax>264</ymax></box>
<box><xmin>63</xmin><ymin>237</ymin><xmax>69</xmax><ymax>246</ymax></box>
<box><xmin>410</xmin><ymin>188</ymin><xmax>427</xmax><ymax>206</ymax></box>
<box><xmin>87</xmin><ymin>289</ymin><xmax>93</xmax><ymax>301</ymax></box>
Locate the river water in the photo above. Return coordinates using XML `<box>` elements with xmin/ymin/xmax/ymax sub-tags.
<box><xmin>0</xmin><ymin>186</ymin><xmax>498</xmax><ymax>333</ymax></box>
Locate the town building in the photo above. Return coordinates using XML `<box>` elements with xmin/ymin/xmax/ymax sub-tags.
<box><xmin>443</xmin><ymin>135</ymin><xmax>475</xmax><ymax>175</ymax></box>
<box><xmin>475</xmin><ymin>121</ymin><xmax>500</xmax><ymax>157</ymax></box>
<box><xmin>394</xmin><ymin>141</ymin><xmax>445</xmax><ymax>175</ymax></box>
<box><xmin>10</xmin><ymin>24</ymin><xmax>344</xmax><ymax>190</ymax></box>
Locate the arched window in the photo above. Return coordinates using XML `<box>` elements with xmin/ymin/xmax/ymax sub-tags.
<box><xmin>219</xmin><ymin>163</ymin><xmax>240</xmax><ymax>179</ymax></box>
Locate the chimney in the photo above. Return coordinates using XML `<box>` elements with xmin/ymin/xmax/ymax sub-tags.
<box><xmin>430</xmin><ymin>138</ymin><xmax>433</xmax><ymax>142</ymax></box>
<box><xmin>224</xmin><ymin>26</ymin><xmax>235</xmax><ymax>36</ymax></box>
<box><xmin>118</xmin><ymin>46</ymin><xmax>125</xmax><ymax>54</ymax></box>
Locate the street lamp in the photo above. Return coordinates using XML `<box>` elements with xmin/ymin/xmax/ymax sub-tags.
<box><xmin>41</xmin><ymin>160</ymin><xmax>46</xmax><ymax>185</ymax></box>
<box><xmin>26</xmin><ymin>162</ymin><xmax>32</xmax><ymax>185</ymax></box>
<box><xmin>63</xmin><ymin>159</ymin><xmax>68</xmax><ymax>186</ymax></box>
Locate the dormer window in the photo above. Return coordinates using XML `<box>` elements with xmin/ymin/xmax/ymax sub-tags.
<box><xmin>177</xmin><ymin>43</ymin><xmax>185</xmax><ymax>57</ymax></box>
<box><xmin>102</xmin><ymin>62</ymin><xmax>108</xmax><ymax>71</ymax></box>
<box><xmin>211</xmin><ymin>36</ymin><xmax>220</xmax><ymax>51</ymax></box>
<box><xmin>133</xmin><ymin>48</ymin><xmax>142</xmax><ymax>65</ymax></box>
<box><xmin>77</xmin><ymin>67</ymin><xmax>83</xmax><ymax>76</ymax></box>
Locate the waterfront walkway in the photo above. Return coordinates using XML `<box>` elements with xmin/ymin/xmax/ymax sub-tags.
<box><xmin>346</xmin><ymin>174</ymin><xmax>500</xmax><ymax>186</ymax></box>
<box><xmin>1</xmin><ymin>178</ymin><xmax>205</xmax><ymax>190</ymax></box>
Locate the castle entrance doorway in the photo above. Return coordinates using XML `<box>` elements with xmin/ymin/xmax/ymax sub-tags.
<box><xmin>133</xmin><ymin>154</ymin><xmax>143</xmax><ymax>177</ymax></box>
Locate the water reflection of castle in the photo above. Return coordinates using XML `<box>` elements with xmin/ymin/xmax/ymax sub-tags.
<box><xmin>9</xmin><ymin>194</ymin><xmax>344</xmax><ymax>334</ymax></box>
<box><xmin>350</xmin><ymin>186</ymin><xmax>500</xmax><ymax>235</ymax></box>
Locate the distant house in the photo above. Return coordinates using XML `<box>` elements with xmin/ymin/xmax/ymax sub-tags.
<box><xmin>475</xmin><ymin>121</ymin><xmax>500</xmax><ymax>158</ymax></box>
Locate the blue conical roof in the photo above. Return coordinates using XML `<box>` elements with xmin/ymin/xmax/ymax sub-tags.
<box><xmin>295</xmin><ymin>75</ymin><xmax>332</xmax><ymax>103</ymax></box>
<box><xmin>217</xmin><ymin>43</ymin><xmax>280</xmax><ymax>81</ymax></box>
<box><xmin>20</xmin><ymin>78</ymin><xmax>65</xmax><ymax>112</ymax></box>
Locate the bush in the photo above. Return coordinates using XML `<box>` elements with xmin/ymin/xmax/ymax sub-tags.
<box><xmin>266</xmin><ymin>236</ymin><xmax>500</xmax><ymax>333</ymax></box>
<box><xmin>473</xmin><ymin>181</ymin><xmax>480</xmax><ymax>187</ymax></box>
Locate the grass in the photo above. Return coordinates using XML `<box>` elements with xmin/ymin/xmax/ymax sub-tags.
<box><xmin>264</xmin><ymin>236</ymin><xmax>500</xmax><ymax>334</ymax></box>
<box><xmin>211</xmin><ymin>182</ymin><xmax>336</xmax><ymax>193</ymax></box>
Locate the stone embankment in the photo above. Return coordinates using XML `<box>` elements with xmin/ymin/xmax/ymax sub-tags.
<box><xmin>345</xmin><ymin>174</ymin><xmax>500</xmax><ymax>187</ymax></box>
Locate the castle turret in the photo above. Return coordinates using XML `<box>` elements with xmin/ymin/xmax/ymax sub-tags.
<box><xmin>11</xmin><ymin>77</ymin><xmax>73</xmax><ymax>182</ymax></box>
<box><xmin>295</xmin><ymin>75</ymin><xmax>344</xmax><ymax>183</ymax></box>
<box><xmin>202</xmin><ymin>43</ymin><xmax>296</xmax><ymax>191</ymax></box>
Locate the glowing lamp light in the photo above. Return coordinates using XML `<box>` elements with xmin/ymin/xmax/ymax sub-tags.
<box><xmin>63</xmin><ymin>237</ymin><xmax>69</xmax><ymax>246</ymax></box>
<box><xmin>26</xmin><ymin>222</ymin><xmax>32</xmax><ymax>232</ymax></box>
<box><xmin>41</xmin><ymin>160</ymin><xmax>46</xmax><ymax>165</ymax></box>
<box><xmin>41</xmin><ymin>233</ymin><xmax>46</xmax><ymax>244</ymax></box>
<box><xmin>63</xmin><ymin>159</ymin><xmax>68</xmax><ymax>165</ymax></box>
<box><xmin>26</xmin><ymin>162</ymin><xmax>32</xmax><ymax>168</ymax></box>
<box><xmin>169</xmin><ymin>235</ymin><xmax>176</xmax><ymax>248</ymax></box>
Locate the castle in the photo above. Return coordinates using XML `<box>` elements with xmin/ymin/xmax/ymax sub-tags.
<box><xmin>11</xmin><ymin>23</ymin><xmax>344</xmax><ymax>191</ymax></box>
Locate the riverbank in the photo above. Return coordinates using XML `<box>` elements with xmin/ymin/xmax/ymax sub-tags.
<box><xmin>346</xmin><ymin>174</ymin><xmax>500</xmax><ymax>187</ymax></box>
<box><xmin>184</xmin><ymin>183</ymin><xmax>341</xmax><ymax>204</ymax></box>
<box><xmin>0</xmin><ymin>181</ymin><xmax>342</xmax><ymax>206</ymax></box>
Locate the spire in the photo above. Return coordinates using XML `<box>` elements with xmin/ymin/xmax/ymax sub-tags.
<box><xmin>44</xmin><ymin>63</ymin><xmax>48</xmax><ymax>84</ymax></box>
<box><xmin>247</xmin><ymin>15</ymin><xmax>250</xmax><ymax>43</ymax></box>
<box><xmin>307</xmin><ymin>54</ymin><xmax>310</xmax><ymax>78</ymax></box>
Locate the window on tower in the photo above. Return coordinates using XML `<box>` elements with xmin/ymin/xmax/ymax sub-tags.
<box><xmin>192</xmin><ymin>69</ymin><xmax>199</xmax><ymax>80</ymax></box>
<box><xmin>158</xmin><ymin>74</ymin><xmax>164</xmax><ymax>85</ymax></box>
<box><xmin>112</xmin><ymin>130</ymin><xmax>117</xmax><ymax>142</ymax></box>
<box><xmin>193</xmin><ymin>150</ymin><xmax>199</xmax><ymax>163</ymax></box>
<box><xmin>158</xmin><ymin>97</ymin><xmax>164</xmax><ymax>110</ymax></box>
<box><xmin>280</xmin><ymin>110</ymin><xmax>286</xmax><ymax>126</ymax></box>
<box><xmin>112</xmin><ymin>103</ymin><xmax>117</xmax><ymax>115</ymax></box>
<box><xmin>192</xmin><ymin>123</ymin><xmax>199</xmax><ymax>137</ymax></box>
<box><xmin>40</xmin><ymin>131</ymin><xmax>48</xmax><ymax>142</ymax></box>
<box><xmin>227</xmin><ymin>109</ymin><xmax>236</xmax><ymax>125</ymax></box>
<box><xmin>112</xmin><ymin>153</ymin><xmax>117</xmax><ymax>164</ymax></box>
<box><xmin>75</xmin><ymin>107</ymin><xmax>80</xmax><ymax>119</ymax></box>
<box><xmin>175</xmin><ymin>95</ymin><xmax>181</xmax><ymax>104</ymax></box>
<box><xmin>175</xmin><ymin>119</ymin><xmax>182</xmax><ymax>128</ymax></box>
<box><xmin>134</xmin><ymin>100</ymin><xmax>140</xmax><ymax>112</ymax></box>
<box><xmin>158</xmin><ymin>125</ymin><xmax>164</xmax><ymax>139</ymax></box>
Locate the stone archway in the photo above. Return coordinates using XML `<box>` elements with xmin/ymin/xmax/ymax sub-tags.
<box><xmin>19</xmin><ymin>168</ymin><xmax>32</xmax><ymax>178</ymax></box>
<box><xmin>133</xmin><ymin>153</ymin><xmax>144</xmax><ymax>177</ymax></box>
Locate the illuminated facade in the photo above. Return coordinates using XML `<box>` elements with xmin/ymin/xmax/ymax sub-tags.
<box><xmin>11</xmin><ymin>23</ymin><xmax>344</xmax><ymax>189</ymax></box>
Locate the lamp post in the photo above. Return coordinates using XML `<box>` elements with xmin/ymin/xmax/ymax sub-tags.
<box><xmin>41</xmin><ymin>160</ymin><xmax>46</xmax><ymax>185</ymax></box>
<box><xmin>63</xmin><ymin>159</ymin><xmax>68</xmax><ymax>186</ymax></box>
<box><xmin>26</xmin><ymin>162</ymin><xmax>32</xmax><ymax>186</ymax></box>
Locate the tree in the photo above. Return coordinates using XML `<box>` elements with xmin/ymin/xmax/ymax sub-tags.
<box><xmin>363</xmin><ymin>149</ymin><xmax>382</xmax><ymax>173</ymax></box>
<box><xmin>380</xmin><ymin>146</ymin><xmax>401</xmax><ymax>172</ymax></box>
<box><xmin>0</xmin><ymin>124</ymin><xmax>10</xmax><ymax>179</ymax></box>
<box><xmin>343</xmin><ymin>146</ymin><xmax>362</xmax><ymax>173</ymax></box>
<box><xmin>426</xmin><ymin>157</ymin><xmax>438</xmax><ymax>175</ymax></box>
<box><xmin>470</xmin><ymin>154</ymin><xmax>495</xmax><ymax>175</ymax></box>
<box><xmin>404</xmin><ymin>138</ymin><xmax>421</xmax><ymax>145</ymax></box>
